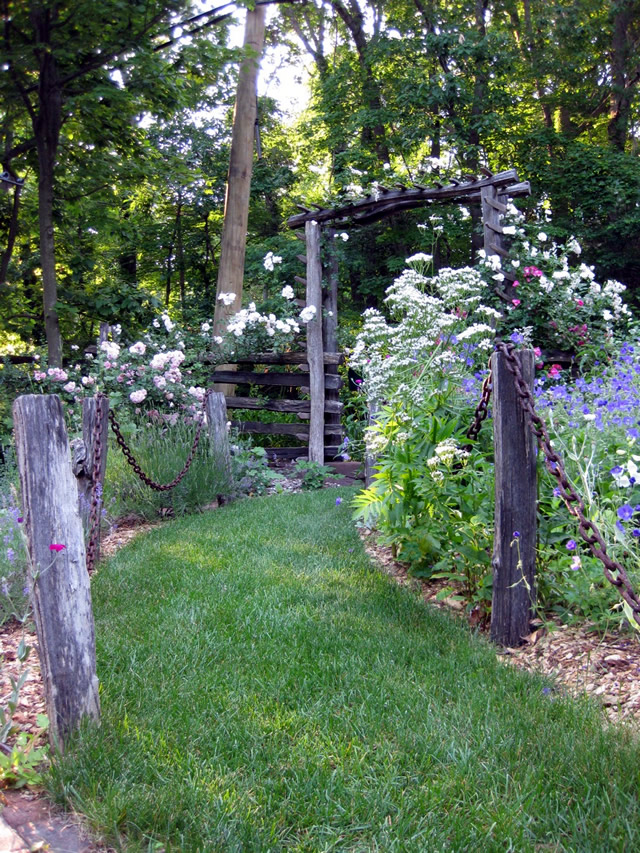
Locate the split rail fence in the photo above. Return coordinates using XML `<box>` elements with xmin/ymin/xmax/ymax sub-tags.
<box><xmin>212</xmin><ymin>221</ymin><xmax>344</xmax><ymax>463</ymax></box>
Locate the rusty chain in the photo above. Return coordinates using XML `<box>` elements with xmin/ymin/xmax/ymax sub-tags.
<box><xmin>491</xmin><ymin>341</ymin><xmax>640</xmax><ymax>629</ymax></box>
<box><xmin>86</xmin><ymin>392</ymin><xmax>107</xmax><ymax>574</ymax></box>
<box><xmin>108</xmin><ymin>389</ymin><xmax>211</xmax><ymax>492</ymax></box>
<box><xmin>465</xmin><ymin>357</ymin><xmax>493</xmax><ymax>442</ymax></box>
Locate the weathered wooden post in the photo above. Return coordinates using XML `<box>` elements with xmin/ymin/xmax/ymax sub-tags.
<box><xmin>12</xmin><ymin>394</ymin><xmax>100</xmax><ymax>749</ymax></box>
<box><xmin>323</xmin><ymin>228</ymin><xmax>342</xmax><ymax>452</ymax></box>
<box><xmin>306</xmin><ymin>220</ymin><xmax>325</xmax><ymax>463</ymax></box>
<box><xmin>205</xmin><ymin>391</ymin><xmax>232</xmax><ymax>493</ymax></box>
<box><xmin>490</xmin><ymin>349</ymin><xmax>537</xmax><ymax>646</ymax></box>
<box><xmin>71</xmin><ymin>396</ymin><xmax>109</xmax><ymax>557</ymax></box>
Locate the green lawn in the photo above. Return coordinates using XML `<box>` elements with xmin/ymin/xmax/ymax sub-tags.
<box><xmin>48</xmin><ymin>488</ymin><xmax>640</xmax><ymax>852</ymax></box>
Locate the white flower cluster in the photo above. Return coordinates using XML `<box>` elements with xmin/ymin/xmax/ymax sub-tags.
<box><xmin>351</xmin><ymin>263</ymin><xmax>496</xmax><ymax>405</ymax></box>
<box><xmin>217</xmin><ymin>292</ymin><xmax>237</xmax><ymax>307</ymax></box>
<box><xmin>226</xmin><ymin>302</ymin><xmax>301</xmax><ymax>339</ymax></box>
<box><xmin>263</xmin><ymin>251</ymin><xmax>283</xmax><ymax>272</ymax></box>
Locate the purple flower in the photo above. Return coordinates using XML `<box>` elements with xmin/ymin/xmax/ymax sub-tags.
<box><xmin>566</xmin><ymin>540</ymin><xmax>576</xmax><ymax>551</ymax></box>
<box><xmin>335</xmin><ymin>498</ymin><xmax>342</xmax><ymax>506</ymax></box>
<box><xmin>512</xmin><ymin>531</ymin><xmax>520</xmax><ymax>539</ymax></box>
<box><xmin>617</xmin><ymin>504</ymin><xmax>634</xmax><ymax>522</ymax></box>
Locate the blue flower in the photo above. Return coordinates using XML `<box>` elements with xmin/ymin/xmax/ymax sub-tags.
<box><xmin>566</xmin><ymin>540</ymin><xmax>577</xmax><ymax>551</ymax></box>
<box><xmin>335</xmin><ymin>497</ymin><xmax>342</xmax><ymax>506</ymax></box>
<box><xmin>512</xmin><ymin>531</ymin><xmax>520</xmax><ymax>539</ymax></box>
<box><xmin>617</xmin><ymin>504</ymin><xmax>634</xmax><ymax>521</ymax></box>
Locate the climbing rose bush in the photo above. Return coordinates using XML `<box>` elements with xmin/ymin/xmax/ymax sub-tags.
<box><xmin>479</xmin><ymin>205</ymin><xmax>631</xmax><ymax>363</ymax></box>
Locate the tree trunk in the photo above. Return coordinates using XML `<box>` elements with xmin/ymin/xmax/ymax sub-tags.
<box><xmin>30</xmin><ymin>8</ymin><xmax>64</xmax><ymax>367</ymax></box>
<box><xmin>0</xmin><ymin>182</ymin><xmax>22</xmax><ymax>287</ymax></box>
<box><xmin>213</xmin><ymin>6</ymin><xmax>266</xmax><ymax>343</ymax></box>
<box><xmin>331</xmin><ymin>0</ymin><xmax>390</xmax><ymax>164</ymax></box>
<box><xmin>608</xmin><ymin>0</ymin><xmax>638</xmax><ymax>152</ymax></box>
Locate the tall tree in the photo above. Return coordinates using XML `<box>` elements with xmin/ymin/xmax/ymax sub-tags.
<box><xmin>213</xmin><ymin>4</ymin><xmax>267</xmax><ymax>341</ymax></box>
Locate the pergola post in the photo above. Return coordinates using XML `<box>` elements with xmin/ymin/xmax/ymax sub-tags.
<box><xmin>306</xmin><ymin>221</ymin><xmax>325</xmax><ymax>463</ymax></box>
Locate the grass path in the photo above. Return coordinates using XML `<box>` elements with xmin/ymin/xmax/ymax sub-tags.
<box><xmin>48</xmin><ymin>488</ymin><xmax>640</xmax><ymax>852</ymax></box>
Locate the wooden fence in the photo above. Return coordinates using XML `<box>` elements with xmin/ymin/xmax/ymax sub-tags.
<box><xmin>213</xmin><ymin>221</ymin><xmax>344</xmax><ymax>463</ymax></box>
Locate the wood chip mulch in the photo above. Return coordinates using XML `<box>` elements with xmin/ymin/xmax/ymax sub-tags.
<box><xmin>359</xmin><ymin>528</ymin><xmax>640</xmax><ymax>726</ymax></box>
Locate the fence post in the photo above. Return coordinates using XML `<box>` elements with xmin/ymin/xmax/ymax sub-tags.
<box><xmin>491</xmin><ymin>348</ymin><xmax>537</xmax><ymax>646</ymax></box>
<box><xmin>205</xmin><ymin>391</ymin><xmax>232</xmax><ymax>492</ymax></box>
<box><xmin>72</xmin><ymin>396</ymin><xmax>109</xmax><ymax>556</ymax></box>
<box><xmin>306</xmin><ymin>220</ymin><xmax>325</xmax><ymax>463</ymax></box>
<box><xmin>12</xmin><ymin>394</ymin><xmax>100</xmax><ymax>749</ymax></box>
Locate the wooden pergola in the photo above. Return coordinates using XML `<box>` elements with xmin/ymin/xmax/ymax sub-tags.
<box><xmin>282</xmin><ymin>168</ymin><xmax>530</xmax><ymax>463</ymax></box>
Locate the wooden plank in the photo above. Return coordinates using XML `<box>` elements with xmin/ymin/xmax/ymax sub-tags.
<box><xmin>306</xmin><ymin>220</ymin><xmax>325</xmax><ymax>463</ymax></box>
<box><xmin>211</xmin><ymin>369</ymin><xmax>341</xmax><ymax>390</ymax></box>
<box><xmin>12</xmin><ymin>394</ymin><xmax>100</xmax><ymax>749</ymax></box>
<box><xmin>232</xmin><ymin>421</ymin><xmax>341</xmax><ymax>437</ymax></box>
<box><xmin>297</xmin><ymin>254</ymin><xmax>308</xmax><ymax>264</ymax></box>
<box><xmin>226</xmin><ymin>351</ymin><xmax>343</xmax><ymax>366</ymax></box>
<box><xmin>490</xmin><ymin>350</ymin><xmax>537</xmax><ymax>646</ymax></box>
<box><xmin>287</xmin><ymin>173</ymin><xmax>531</xmax><ymax>230</ymax></box>
<box><xmin>294</xmin><ymin>275</ymin><xmax>307</xmax><ymax>287</ymax></box>
<box><xmin>489</xmin><ymin>242</ymin><xmax>510</xmax><ymax>257</ymax></box>
<box><xmin>485</xmin><ymin>220</ymin><xmax>504</xmax><ymax>235</ymax></box>
<box><xmin>224</xmin><ymin>396</ymin><xmax>343</xmax><ymax>414</ymax></box>
<box><xmin>485</xmin><ymin>195</ymin><xmax>508</xmax><ymax>213</ymax></box>
<box><xmin>233</xmin><ymin>421</ymin><xmax>310</xmax><ymax>439</ymax></box>
<box><xmin>267</xmin><ymin>445</ymin><xmax>342</xmax><ymax>460</ymax></box>
<box><xmin>206</xmin><ymin>391</ymin><xmax>232</xmax><ymax>492</ymax></box>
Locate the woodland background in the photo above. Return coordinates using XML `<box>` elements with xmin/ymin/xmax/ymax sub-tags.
<box><xmin>1</xmin><ymin>0</ymin><xmax>639</xmax><ymax>364</ymax></box>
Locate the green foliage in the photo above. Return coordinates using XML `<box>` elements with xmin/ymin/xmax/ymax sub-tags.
<box><xmin>230</xmin><ymin>443</ymin><xmax>285</xmax><ymax>496</ymax></box>
<box><xmin>104</xmin><ymin>418</ymin><xmax>232</xmax><ymax>522</ymax></box>
<box><xmin>293</xmin><ymin>460</ymin><xmax>335</xmax><ymax>490</ymax></box>
<box><xmin>0</xmin><ymin>636</ymin><xmax>50</xmax><ymax>789</ymax></box>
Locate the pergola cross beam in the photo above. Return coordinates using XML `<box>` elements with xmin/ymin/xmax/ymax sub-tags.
<box><xmin>286</xmin><ymin>170</ymin><xmax>530</xmax><ymax>230</ymax></box>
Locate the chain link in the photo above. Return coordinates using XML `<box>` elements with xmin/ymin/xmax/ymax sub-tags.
<box><xmin>86</xmin><ymin>393</ymin><xmax>107</xmax><ymax>574</ymax></box>
<box><xmin>466</xmin><ymin>357</ymin><xmax>493</xmax><ymax>442</ymax></box>
<box><xmin>108</xmin><ymin>389</ymin><xmax>211</xmax><ymax>492</ymax></box>
<box><xmin>494</xmin><ymin>341</ymin><xmax>640</xmax><ymax>629</ymax></box>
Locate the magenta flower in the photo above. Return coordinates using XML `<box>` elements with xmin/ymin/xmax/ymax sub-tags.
<box><xmin>49</xmin><ymin>543</ymin><xmax>66</xmax><ymax>552</ymax></box>
<box><xmin>512</xmin><ymin>298</ymin><xmax>521</xmax><ymax>307</ymax></box>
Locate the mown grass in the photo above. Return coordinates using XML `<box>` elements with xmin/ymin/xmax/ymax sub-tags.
<box><xmin>48</xmin><ymin>488</ymin><xmax>640</xmax><ymax>852</ymax></box>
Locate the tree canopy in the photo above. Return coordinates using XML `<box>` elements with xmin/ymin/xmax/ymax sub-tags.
<box><xmin>1</xmin><ymin>0</ymin><xmax>639</xmax><ymax>361</ymax></box>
